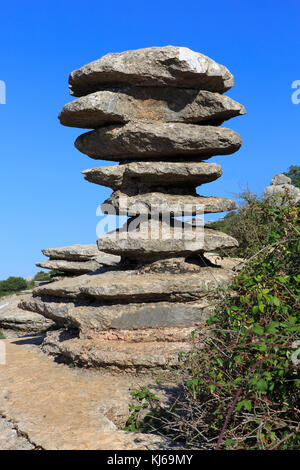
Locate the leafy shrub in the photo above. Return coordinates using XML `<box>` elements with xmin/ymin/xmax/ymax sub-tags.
<box><xmin>0</xmin><ymin>276</ymin><xmax>27</xmax><ymax>297</ymax></box>
<box><xmin>124</xmin><ymin>387</ymin><xmax>161</xmax><ymax>433</ymax></box>
<box><xmin>128</xmin><ymin>195</ymin><xmax>300</xmax><ymax>450</ymax></box>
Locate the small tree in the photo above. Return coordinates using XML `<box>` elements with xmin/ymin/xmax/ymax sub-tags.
<box><xmin>0</xmin><ymin>276</ymin><xmax>27</xmax><ymax>295</ymax></box>
<box><xmin>284</xmin><ymin>165</ymin><xmax>300</xmax><ymax>188</ymax></box>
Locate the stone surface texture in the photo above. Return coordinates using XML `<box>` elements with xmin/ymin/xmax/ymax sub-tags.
<box><xmin>0</xmin><ymin>416</ymin><xmax>34</xmax><ymax>450</ymax></box>
<box><xmin>97</xmin><ymin>219</ymin><xmax>238</xmax><ymax>258</ymax></box>
<box><xmin>75</xmin><ymin>122</ymin><xmax>242</xmax><ymax>161</ymax></box>
<box><xmin>37</xmin><ymin>244</ymin><xmax>120</xmax><ymax>277</ymax></box>
<box><xmin>69</xmin><ymin>46</ymin><xmax>234</xmax><ymax>95</ymax></box>
<box><xmin>20</xmin><ymin>46</ymin><xmax>245</xmax><ymax>370</ymax></box>
<box><xmin>82</xmin><ymin>161</ymin><xmax>223</xmax><ymax>190</ymax></box>
<box><xmin>264</xmin><ymin>173</ymin><xmax>300</xmax><ymax>205</ymax></box>
<box><xmin>0</xmin><ymin>338</ymin><xmax>179</xmax><ymax>449</ymax></box>
<box><xmin>0</xmin><ymin>294</ymin><xmax>53</xmax><ymax>335</ymax></box>
<box><xmin>33</xmin><ymin>268</ymin><xmax>234</xmax><ymax>302</ymax></box>
<box><xmin>60</xmin><ymin>88</ymin><xmax>245</xmax><ymax>128</ymax></box>
<box><xmin>102</xmin><ymin>191</ymin><xmax>237</xmax><ymax>216</ymax></box>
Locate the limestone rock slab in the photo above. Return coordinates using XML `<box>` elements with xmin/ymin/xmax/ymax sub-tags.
<box><xmin>19</xmin><ymin>296</ymin><xmax>214</xmax><ymax>332</ymax></box>
<box><xmin>264</xmin><ymin>183</ymin><xmax>300</xmax><ymax>205</ymax></box>
<box><xmin>36</xmin><ymin>259</ymin><xmax>104</xmax><ymax>274</ymax></box>
<box><xmin>60</xmin><ymin>88</ymin><xmax>245</xmax><ymax>128</ymax></box>
<box><xmin>41</xmin><ymin>245</ymin><xmax>120</xmax><ymax>266</ymax></box>
<box><xmin>42</xmin><ymin>331</ymin><xmax>194</xmax><ymax>369</ymax></box>
<box><xmin>69</xmin><ymin>46</ymin><xmax>234</xmax><ymax>96</ymax></box>
<box><xmin>97</xmin><ymin>218</ymin><xmax>238</xmax><ymax>258</ymax></box>
<box><xmin>0</xmin><ymin>294</ymin><xmax>53</xmax><ymax>334</ymax></box>
<box><xmin>42</xmin><ymin>244</ymin><xmax>99</xmax><ymax>261</ymax></box>
<box><xmin>82</xmin><ymin>161</ymin><xmax>223</xmax><ymax>190</ymax></box>
<box><xmin>75</xmin><ymin>122</ymin><xmax>242</xmax><ymax>161</ymax></box>
<box><xmin>203</xmin><ymin>252</ymin><xmax>244</xmax><ymax>270</ymax></box>
<box><xmin>102</xmin><ymin>191</ymin><xmax>237</xmax><ymax>216</ymax></box>
<box><xmin>33</xmin><ymin>268</ymin><xmax>234</xmax><ymax>302</ymax></box>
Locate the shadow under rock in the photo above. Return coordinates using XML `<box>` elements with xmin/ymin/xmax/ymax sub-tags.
<box><xmin>11</xmin><ymin>333</ymin><xmax>46</xmax><ymax>346</ymax></box>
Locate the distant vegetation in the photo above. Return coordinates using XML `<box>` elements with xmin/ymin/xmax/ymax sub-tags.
<box><xmin>0</xmin><ymin>271</ymin><xmax>52</xmax><ymax>297</ymax></box>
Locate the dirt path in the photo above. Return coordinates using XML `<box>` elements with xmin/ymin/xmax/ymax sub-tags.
<box><xmin>0</xmin><ymin>337</ymin><xmax>172</xmax><ymax>450</ymax></box>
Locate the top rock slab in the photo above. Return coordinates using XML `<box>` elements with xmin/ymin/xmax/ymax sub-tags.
<box><xmin>69</xmin><ymin>46</ymin><xmax>234</xmax><ymax>96</ymax></box>
<box><xmin>42</xmin><ymin>244</ymin><xmax>100</xmax><ymax>261</ymax></box>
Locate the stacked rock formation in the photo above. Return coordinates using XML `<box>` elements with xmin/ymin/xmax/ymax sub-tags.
<box><xmin>20</xmin><ymin>46</ymin><xmax>245</xmax><ymax>370</ymax></box>
<box><xmin>36</xmin><ymin>244</ymin><xmax>120</xmax><ymax>277</ymax></box>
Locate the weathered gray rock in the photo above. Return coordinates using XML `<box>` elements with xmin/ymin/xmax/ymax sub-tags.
<box><xmin>36</xmin><ymin>259</ymin><xmax>104</xmax><ymax>274</ymax></box>
<box><xmin>102</xmin><ymin>191</ymin><xmax>237</xmax><ymax>216</ymax></box>
<box><xmin>60</xmin><ymin>88</ymin><xmax>245</xmax><ymax>128</ymax></box>
<box><xmin>203</xmin><ymin>252</ymin><xmax>244</xmax><ymax>270</ymax></box>
<box><xmin>270</xmin><ymin>174</ymin><xmax>292</xmax><ymax>186</ymax></box>
<box><xmin>0</xmin><ymin>294</ymin><xmax>53</xmax><ymax>334</ymax></box>
<box><xmin>83</xmin><ymin>161</ymin><xmax>223</xmax><ymax>190</ymax></box>
<box><xmin>42</xmin><ymin>330</ymin><xmax>194</xmax><ymax>369</ymax></box>
<box><xmin>264</xmin><ymin>184</ymin><xmax>300</xmax><ymax>205</ymax></box>
<box><xmin>34</xmin><ymin>268</ymin><xmax>234</xmax><ymax>302</ymax></box>
<box><xmin>42</xmin><ymin>244</ymin><xmax>100</xmax><ymax>261</ymax></box>
<box><xmin>69</xmin><ymin>46</ymin><xmax>234</xmax><ymax>96</ymax></box>
<box><xmin>20</xmin><ymin>296</ymin><xmax>213</xmax><ymax>332</ymax></box>
<box><xmin>264</xmin><ymin>173</ymin><xmax>300</xmax><ymax>205</ymax></box>
<box><xmin>0</xmin><ymin>417</ymin><xmax>34</xmax><ymax>450</ymax></box>
<box><xmin>97</xmin><ymin>218</ymin><xmax>238</xmax><ymax>259</ymax></box>
<box><xmin>75</xmin><ymin>122</ymin><xmax>242</xmax><ymax>161</ymax></box>
<box><xmin>39</xmin><ymin>245</ymin><xmax>120</xmax><ymax>275</ymax></box>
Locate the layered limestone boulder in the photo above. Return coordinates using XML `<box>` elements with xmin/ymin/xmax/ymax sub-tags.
<box><xmin>59</xmin><ymin>88</ymin><xmax>245</xmax><ymax>128</ymax></box>
<box><xmin>75</xmin><ymin>122</ymin><xmax>242</xmax><ymax>161</ymax></box>
<box><xmin>82</xmin><ymin>161</ymin><xmax>223</xmax><ymax>190</ymax></box>
<box><xmin>97</xmin><ymin>218</ymin><xmax>238</xmax><ymax>259</ymax></box>
<box><xmin>0</xmin><ymin>294</ymin><xmax>53</xmax><ymax>336</ymax></box>
<box><xmin>20</xmin><ymin>46</ymin><xmax>245</xmax><ymax>370</ymax></box>
<box><xmin>102</xmin><ymin>192</ymin><xmax>237</xmax><ymax>216</ymax></box>
<box><xmin>36</xmin><ymin>244</ymin><xmax>120</xmax><ymax>276</ymax></box>
<box><xmin>69</xmin><ymin>46</ymin><xmax>234</xmax><ymax>95</ymax></box>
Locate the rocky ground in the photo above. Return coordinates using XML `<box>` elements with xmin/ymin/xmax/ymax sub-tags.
<box><xmin>0</xmin><ymin>416</ymin><xmax>34</xmax><ymax>450</ymax></box>
<box><xmin>0</xmin><ymin>333</ymin><xmax>181</xmax><ymax>450</ymax></box>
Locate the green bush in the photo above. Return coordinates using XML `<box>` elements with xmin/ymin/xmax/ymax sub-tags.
<box><xmin>33</xmin><ymin>271</ymin><xmax>51</xmax><ymax>282</ymax></box>
<box><xmin>0</xmin><ymin>276</ymin><xmax>27</xmax><ymax>297</ymax></box>
<box><xmin>129</xmin><ymin>195</ymin><xmax>300</xmax><ymax>450</ymax></box>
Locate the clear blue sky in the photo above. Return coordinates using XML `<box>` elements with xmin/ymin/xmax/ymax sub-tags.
<box><xmin>0</xmin><ymin>0</ymin><xmax>299</xmax><ymax>279</ymax></box>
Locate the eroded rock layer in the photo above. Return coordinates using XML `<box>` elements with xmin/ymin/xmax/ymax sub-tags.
<box><xmin>60</xmin><ymin>88</ymin><xmax>245</xmax><ymax>128</ymax></box>
<box><xmin>82</xmin><ymin>161</ymin><xmax>223</xmax><ymax>190</ymax></box>
<box><xmin>75</xmin><ymin>122</ymin><xmax>242</xmax><ymax>161</ymax></box>
<box><xmin>69</xmin><ymin>46</ymin><xmax>234</xmax><ymax>95</ymax></box>
<box><xmin>36</xmin><ymin>244</ymin><xmax>120</xmax><ymax>277</ymax></box>
<box><xmin>20</xmin><ymin>46</ymin><xmax>245</xmax><ymax>369</ymax></box>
